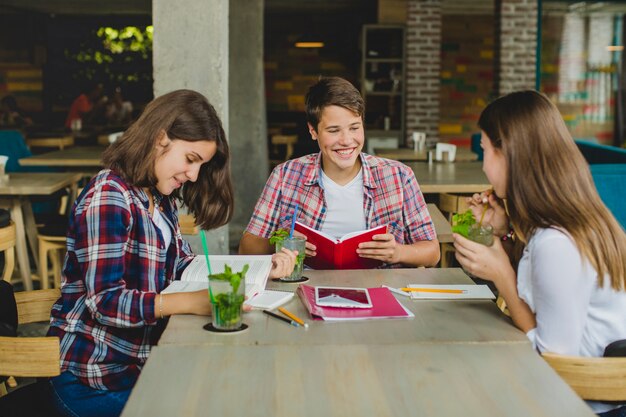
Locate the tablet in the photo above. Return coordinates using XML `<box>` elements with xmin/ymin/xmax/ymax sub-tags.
<box><xmin>314</xmin><ymin>286</ymin><xmax>373</xmax><ymax>308</ymax></box>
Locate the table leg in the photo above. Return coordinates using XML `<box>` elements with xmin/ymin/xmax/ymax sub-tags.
<box><xmin>21</xmin><ymin>198</ymin><xmax>40</xmax><ymax>272</ymax></box>
<box><xmin>9</xmin><ymin>198</ymin><xmax>33</xmax><ymax>291</ymax></box>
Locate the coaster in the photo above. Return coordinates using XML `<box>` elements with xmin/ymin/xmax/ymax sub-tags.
<box><xmin>203</xmin><ymin>323</ymin><xmax>249</xmax><ymax>333</ymax></box>
<box><xmin>271</xmin><ymin>275</ymin><xmax>310</xmax><ymax>284</ymax></box>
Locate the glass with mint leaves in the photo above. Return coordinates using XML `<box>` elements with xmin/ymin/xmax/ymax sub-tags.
<box><xmin>270</xmin><ymin>229</ymin><xmax>305</xmax><ymax>281</ymax></box>
<box><xmin>452</xmin><ymin>209</ymin><xmax>494</xmax><ymax>246</ymax></box>
<box><xmin>209</xmin><ymin>264</ymin><xmax>247</xmax><ymax>330</ymax></box>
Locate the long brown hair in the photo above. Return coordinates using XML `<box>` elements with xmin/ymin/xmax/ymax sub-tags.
<box><xmin>102</xmin><ymin>89</ymin><xmax>234</xmax><ymax>230</ymax></box>
<box><xmin>478</xmin><ymin>90</ymin><xmax>626</xmax><ymax>290</ymax></box>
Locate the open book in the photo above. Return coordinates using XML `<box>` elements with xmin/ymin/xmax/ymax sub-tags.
<box><xmin>297</xmin><ymin>285</ymin><xmax>414</xmax><ymax>321</ymax></box>
<box><xmin>294</xmin><ymin>222</ymin><xmax>388</xmax><ymax>270</ymax></box>
<box><xmin>161</xmin><ymin>255</ymin><xmax>272</xmax><ymax>300</ymax></box>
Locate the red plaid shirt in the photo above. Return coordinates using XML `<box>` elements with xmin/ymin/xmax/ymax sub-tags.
<box><xmin>246</xmin><ymin>153</ymin><xmax>436</xmax><ymax>265</ymax></box>
<box><xmin>48</xmin><ymin>170</ymin><xmax>194</xmax><ymax>391</ymax></box>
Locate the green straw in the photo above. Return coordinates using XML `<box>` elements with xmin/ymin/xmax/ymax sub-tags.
<box><xmin>200</xmin><ymin>230</ymin><xmax>215</xmax><ymax>303</ymax></box>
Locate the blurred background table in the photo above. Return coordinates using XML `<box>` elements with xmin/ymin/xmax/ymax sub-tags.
<box><xmin>0</xmin><ymin>172</ymin><xmax>80</xmax><ymax>290</ymax></box>
<box><xmin>408</xmin><ymin>161</ymin><xmax>489</xmax><ymax>194</ymax></box>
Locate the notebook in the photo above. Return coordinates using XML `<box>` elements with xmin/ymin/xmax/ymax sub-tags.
<box><xmin>294</xmin><ymin>222</ymin><xmax>388</xmax><ymax>270</ymax></box>
<box><xmin>245</xmin><ymin>290</ymin><xmax>294</xmax><ymax>310</ymax></box>
<box><xmin>297</xmin><ymin>284</ymin><xmax>414</xmax><ymax>321</ymax></box>
<box><xmin>407</xmin><ymin>284</ymin><xmax>495</xmax><ymax>300</ymax></box>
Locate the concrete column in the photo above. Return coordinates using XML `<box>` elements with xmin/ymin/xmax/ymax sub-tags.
<box><xmin>153</xmin><ymin>0</ymin><xmax>229</xmax><ymax>255</ymax></box>
<box><xmin>229</xmin><ymin>0</ymin><xmax>268</xmax><ymax>250</ymax></box>
<box><xmin>406</xmin><ymin>0</ymin><xmax>442</xmax><ymax>147</ymax></box>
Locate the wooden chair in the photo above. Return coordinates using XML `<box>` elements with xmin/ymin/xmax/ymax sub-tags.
<box><xmin>541</xmin><ymin>352</ymin><xmax>626</xmax><ymax>401</ymax></box>
<box><xmin>0</xmin><ymin>221</ymin><xmax>16</xmax><ymax>283</ymax></box>
<box><xmin>269</xmin><ymin>134</ymin><xmax>298</xmax><ymax>169</ymax></box>
<box><xmin>0</xmin><ymin>288</ymin><xmax>61</xmax><ymax>396</ymax></box>
<box><xmin>25</xmin><ymin>136</ymin><xmax>74</xmax><ymax>151</ymax></box>
<box><xmin>37</xmin><ymin>235</ymin><xmax>66</xmax><ymax>289</ymax></box>
<box><xmin>438</xmin><ymin>193</ymin><xmax>470</xmax><ymax>268</ymax></box>
<box><xmin>179</xmin><ymin>214</ymin><xmax>199</xmax><ymax>235</ymax></box>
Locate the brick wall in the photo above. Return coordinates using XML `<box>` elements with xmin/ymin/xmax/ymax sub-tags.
<box><xmin>497</xmin><ymin>0</ymin><xmax>537</xmax><ymax>94</ymax></box>
<box><xmin>406</xmin><ymin>0</ymin><xmax>442</xmax><ymax>147</ymax></box>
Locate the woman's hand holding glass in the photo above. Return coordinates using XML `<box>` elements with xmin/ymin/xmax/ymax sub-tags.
<box><xmin>453</xmin><ymin>233</ymin><xmax>515</xmax><ymax>286</ymax></box>
<box><xmin>466</xmin><ymin>191</ymin><xmax>509</xmax><ymax>237</ymax></box>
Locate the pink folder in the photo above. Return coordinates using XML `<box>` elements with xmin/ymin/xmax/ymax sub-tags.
<box><xmin>297</xmin><ymin>285</ymin><xmax>413</xmax><ymax>321</ymax></box>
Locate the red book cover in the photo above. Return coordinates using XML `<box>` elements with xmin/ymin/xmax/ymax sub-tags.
<box><xmin>296</xmin><ymin>285</ymin><xmax>413</xmax><ymax>321</ymax></box>
<box><xmin>294</xmin><ymin>222</ymin><xmax>388</xmax><ymax>270</ymax></box>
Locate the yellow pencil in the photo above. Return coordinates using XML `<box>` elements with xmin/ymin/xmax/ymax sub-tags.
<box><xmin>400</xmin><ymin>287</ymin><xmax>466</xmax><ymax>294</ymax></box>
<box><xmin>278</xmin><ymin>307</ymin><xmax>309</xmax><ymax>328</ymax></box>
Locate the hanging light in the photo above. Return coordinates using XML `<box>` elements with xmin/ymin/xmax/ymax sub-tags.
<box><xmin>294</xmin><ymin>33</ymin><xmax>324</xmax><ymax>48</ymax></box>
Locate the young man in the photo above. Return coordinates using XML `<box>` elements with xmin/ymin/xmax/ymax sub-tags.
<box><xmin>240</xmin><ymin>77</ymin><xmax>440</xmax><ymax>267</ymax></box>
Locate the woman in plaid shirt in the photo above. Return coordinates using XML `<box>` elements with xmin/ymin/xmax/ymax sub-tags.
<box><xmin>240</xmin><ymin>77</ymin><xmax>440</xmax><ymax>267</ymax></box>
<box><xmin>47</xmin><ymin>90</ymin><xmax>297</xmax><ymax>417</ymax></box>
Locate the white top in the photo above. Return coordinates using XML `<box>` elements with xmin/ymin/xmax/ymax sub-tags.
<box><xmin>152</xmin><ymin>207</ymin><xmax>172</xmax><ymax>250</ymax></box>
<box><xmin>319</xmin><ymin>168</ymin><xmax>366</xmax><ymax>239</ymax></box>
<box><xmin>517</xmin><ymin>227</ymin><xmax>626</xmax><ymax>413</ymax></box>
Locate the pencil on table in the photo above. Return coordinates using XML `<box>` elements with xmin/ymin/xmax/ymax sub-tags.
<box><xmin>278</xmin><ymin>307</ymin><xmax>309</xmax><ymax>328</ymax></box>
<box><xmin>400</xmin><ymin>288</ymin><xmax>467</xmax><ymax>294</ymax></box>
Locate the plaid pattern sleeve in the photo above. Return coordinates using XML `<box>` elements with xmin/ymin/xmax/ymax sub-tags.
<box><xmin>362</xmin><ymin>155</ymin><xmax>436</xmax><ymax>245</ymax></box>
<box><xmin>48</xmin><ymin>170</ymin><xmax>187</xmax><ymax>391</ymax></box>
<box><xmin>245</xmin><ymin>164</ymin><xmax>286</xmax><ymax>238</ymax></box>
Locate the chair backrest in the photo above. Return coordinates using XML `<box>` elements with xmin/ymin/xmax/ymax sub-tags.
<box><xmin>590</xmin><ymin>164</ymin><xmax>626</xmax><ymax>229</ymax></box>
<box><xmin>0</xmin><ymin>130</ymin><xmax>32</xmax><ymax>172</ymax></box>
<box><xmin>576</xmin><ymin>140</ymin><xmax>626</xmax><ymax>164</ymax></box>
<box><xmin>0</xmin><ymin>221</ymin><xmax>16</xmax><ymax>282</ymax></box>
<box><xmin>271</xmin><ymin>135</ymin><xmax>298</xmax><ymax>161</ymax></box>
<box><xmin>542</xmin><ymin>352</ymin><xmax>626</xmax><ymax>401</ymax></box>
<box><xmin>0</xmin><ymin>289</ymin><xmax>61</xmax><ymax>378</ymax></box>
<box><xmin>438</xmin><ymin>193</ymin><xmax>471</xmax><ymax>222</ymax></box>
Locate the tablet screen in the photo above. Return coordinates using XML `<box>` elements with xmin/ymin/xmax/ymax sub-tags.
<box><xmin>315</xmin><ymin>287</ymin><xmax>373</xmax><ymax>308</ymax></box>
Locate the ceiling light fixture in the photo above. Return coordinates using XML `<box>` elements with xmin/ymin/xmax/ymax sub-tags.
<box><xmin>606</xmin><ymin>45</ymin><xmax>624</xmax><ymax>52</ymax></box>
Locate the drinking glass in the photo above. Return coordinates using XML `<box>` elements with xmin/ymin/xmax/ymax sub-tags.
<box><xmin>209</xmin><ymin>272</ymin><xmax>245</xmax><ymax>330</ymax></box>
<box><xmin>467</xmin><ymin>223</ymin><xmax>494</xmax><ymax>246</ymax></box>
<box><xmin>275</xmin><ymin>236</ymin><xmax>306</xmax><ymax>281</ymax></box>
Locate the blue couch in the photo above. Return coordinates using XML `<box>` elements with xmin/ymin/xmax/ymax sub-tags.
<box><xmin>576</xmin><ymin>140</ymin><xmax>626</xmax><ymax>164</ymax></box>
<box><xmin>590</xmin><ymin>164</ymin><xmax>626</xmax><ymax>229</ymax></box>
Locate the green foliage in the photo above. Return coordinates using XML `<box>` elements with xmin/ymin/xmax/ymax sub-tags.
<box><xmin>269</xmin><ymin>229</ymin><xmax>290</xmax><ymax>246</ymax></box>
<box><xmin>451</xmin><ymin>209</ymin><xmax>476</xmax><ymax>238</ymax></box>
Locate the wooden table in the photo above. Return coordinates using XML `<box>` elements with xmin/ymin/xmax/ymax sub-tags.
<box><xmin>158</xmin><ymin>269</ymin><xmax>526</xmax><ymax>347</ymax></box>
<box><xmin>0</xmin><ymin>172</ymin><xmax>81</xmax><ymax>290</ymax></box>
<box><xmin>123</xmin><ymin>343</ymin><xmax>594</xmax><ymax>417</ymax></box>
<box><xmin>122</xmin><ymin>268</ymin><xmax>594</xmax><ymax>417</ymax></box>
<box><xmin>375</xmin><ymin>147</ymin><xmax>478</xmax><ymax>162</ymax></box>
<box><xmin>19</xmin><ymin>146</ymin><xmax>106</xmax><ymax>168</ymax></box>
<box><xmin>25</xmin><ymin>136</ymin><xmax>74</xmax><ymax>150</ymax></box>
<box><xmin>427</xmin><ymin>203</ymin><xmax>451</xmax><ymax>243</ymax></box>
<box><xmin>408</xmin><ymin>161</ymin><xmax>490</xmax><ymax>194</ymax></box>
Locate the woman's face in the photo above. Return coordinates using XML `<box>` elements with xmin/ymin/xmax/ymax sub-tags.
<box><xmin>154</xmin><ymin>133</ymin><xmax>217</xmax><ymax>195</ymax></box>
<box><xmin>480</xmin><ymin>131</ymin><xmax>508</xmax><ymax>198</ymax></box>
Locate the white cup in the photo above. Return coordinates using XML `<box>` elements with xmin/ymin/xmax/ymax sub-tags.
<box><xmin>412</xmin><ymin>132</ymin><xmax>426</xmax><ymax>153</ymax></box>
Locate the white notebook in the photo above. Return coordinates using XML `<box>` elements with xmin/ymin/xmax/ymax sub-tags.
<box><xmin>407</xmin><ymin>284</ymin><xmax>495</xmax><ymax>300</ymax></box>
<box><xmin>245</xmin><ymin>290</ymin><xmax>294</xmax><ymax>310</ymax></box>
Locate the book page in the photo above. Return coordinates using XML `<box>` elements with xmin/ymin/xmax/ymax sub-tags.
<box><xmin>180</xmin><ymin>255</ymin><xmax>272</xmax><ymax>297</ymax></box>
<box><xmin>338</xmin><ymin>224</ymin><xmax>388</xmax><ymax>242</ymax></box>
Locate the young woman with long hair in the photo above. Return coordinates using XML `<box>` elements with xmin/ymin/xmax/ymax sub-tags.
<box><xmin>454</xmin><ymin>90</ymin><xmax>626</xmax><ymax>416</ymax></box>
<box><xmin>47</xmin><ymin>89</ymin><xmax>296</xmax><ymax>417</ymax></box>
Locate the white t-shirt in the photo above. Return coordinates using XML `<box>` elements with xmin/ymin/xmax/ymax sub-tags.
<box><xmin>319</xmin><ymin>168</ymin><xmax>366</xmax><ymax>239</ymax></box>
<box><xmin>152</xmin><ymin>206</ymin><xmax>172</xmax><ymax>250</ymax></box>
<box><xmin>517</xmin><ymin>227</ymin><xmax>626</xmax><ymax>413</ymax></box>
